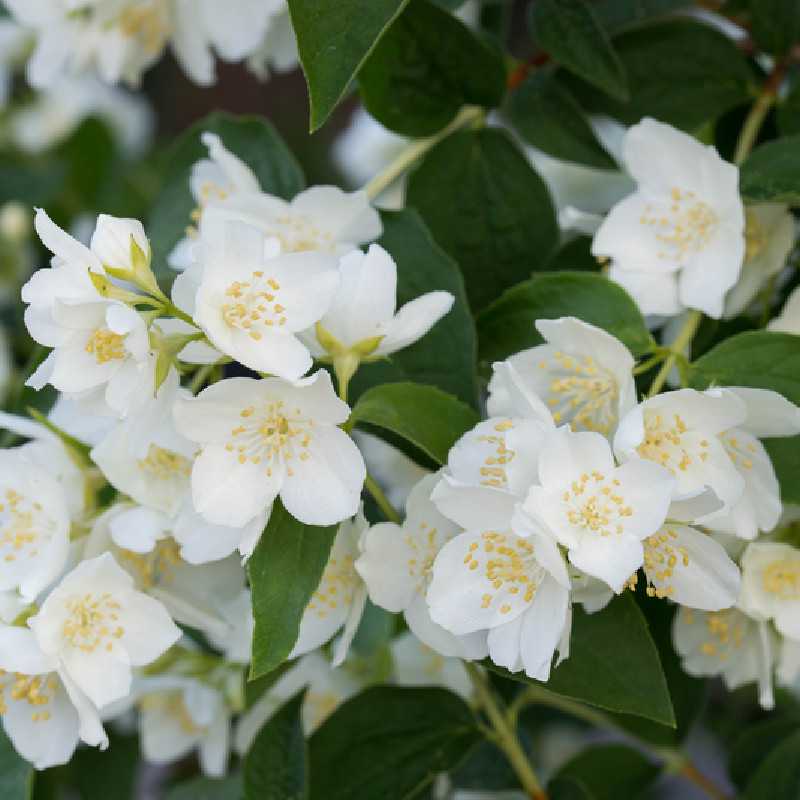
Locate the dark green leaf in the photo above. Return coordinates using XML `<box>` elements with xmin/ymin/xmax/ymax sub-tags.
<box><xmin>543</xmin><ymin>237</ymin><xmax>602</xmax><ymax>273</ymax></box>
<box><xmin>0</xmin><ymin>729</ymin><xmax>33</xmax><ymax>800</ymax></box>
<box><xmin>563</xmin><ymin>20</ymin><xmax>753</xmax><ymax>131</ymax></box>
<box><xmin>248</xmin><ymin>500</ymin><xmax>337</xmax><ymax>679</ymax></box>
<box><xmin>359</xmin><ymin>0</ymin><xmax>506</xmax><ymax>137</ymax></box>
<box><xmin>476</xmin><ymin>272</ymin><xmax>654</xmax><ymax>367</ymax></box>
<box><xmin>730</xmin><ymin>718</ymin><xmax>800</xmax><ymax>790</ymax></box>
<box><xmin>308</xmin><ymin>686</ymin><xmax>480</xmax><ymax>800</ymax></box>
<box><xmin>531</xmin><ymin>0</ymin><xmax>629</xmax><ymax>101</ymax></box>
<box><xmin>407</xmin><ymin>128</ymin><xmax>559</xmax><ymax>312</ymax></box>
<box><xmin>749</xmin><ymin>0</ymin><xmax>800</xmax><ymax>56</ymax></box>
<box><xmin>688</xmin><ymin>331</ymin><xmax>800</xmax><ymax>502</ymax></box>
<box><xmin>487</xmin><ymin>594</ymin><xmax>675</xmax><ymax>726</ymax></box>
<box><xmin>244</xmin><ymin>692</ymin><xmax>307</xmax><ymax>800</ymax></box>
<box><xmin>350</xmin><ymin>209</ymin><xmax>478</xmax><ymax>408</ymax></box>
<box><xmin>72</xmin><ymin>731</ymin><xmax>139</xmax><ymax>800</ymax></box>
<box><xmin>147</xmin><ymin>112</ymin><xmax>304</xmax><ymax>279</ymax></box>
<box><xmin>556</xmin><ymin>744</ymin><xmax>660</xmax><ymax>800</ymax></box>
<box><xmin>349</xmin><ymin>382</ymin><xmax>479</xmax><ymax>465</ymax></box>
<box><xmin>740</xmin><ymin>134</ymin><xmax>800</xmax><ymax>205</ymax></box>
<box><xmin>743</xmin><ymin>729</ymin><xmax>800</xmax><ymax>799</ymax></box>
<box><xmin>288</xmin><ymin>0</ymin><xmax>410</xmax><ymax>131</ymax></box>
<box><xmin>592</xmin><ymin>0</ymin><xmax>692</xmax><ymax>33</ymax></box>
<box><xmin>777</xmin><ymin>81</ymin><xmax>800</xmax><ymax>136</ymax></box>
<box><xmin>166</xmin><ymin>775</ymin><xmax>243</xmax><ymax>800</ymax></box>
<box><xmin>548</xmin><ymin>776</ymin><xmax>595</xmax><ymax>800</ymax></box>
<box><xmin>508</xmin><ymin>71</ymin><xmax>617</xmax><ymax>169</ymax></box>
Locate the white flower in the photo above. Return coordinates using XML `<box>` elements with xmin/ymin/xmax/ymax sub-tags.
<box><xmin>770</xmin><ymin>284</ymin><xmax>800</xmax><ymax>334</ymax></box>
<box><xmin>0</xmin><ymin>625</ymin><xmax>107</xmax><ymax>769</ymax></box>
<box><xmin>193</xmin><ymin>214</ymin><xmax>340</xmax><ymax>380</ymax></box>
<box><xmin>0</xmin><ymin>449</ymin><xmax>71</xmax><ymax>603</ymax></box>
<box><xmin>175</xmin><ymin>371</ymin><xmax>366</xmax><ymax>529</ymax></box>
<box><xmin>244</xmin><ymin>3</ymin><xmax>298</xmax><ymax>80</ymax></box>
<box><xmin>740</xmin><ymin>542</ymin><xmax>800</xmax><ymax>641</ymax></box>
<box><xmin>427</xmin><ymin>496</ymin><xmax>571</xmax><ymax>681</ymax></box>
<box><xmin>614</xmin><ymin>388</ymin><xmax>746</xmax><ymax>508</ymax></box>
<box><xmin>303</xmin><ymin>244</ymin><xmax>454</xmax><ymax>364</ymax></box>
<box><xmin>27</xmin><ymin>552</ymin><xmax>181</xmax><ymax>709</ymax></box>
<box><xmin>487</xmin><ymin>317</ymin><xmax>636</xmax><ymax>436</ymax></box>
<box><xmin>390</xmin><ymin>631</ymin><xmax>472</xmax><ymax>700</ymax></box>
<box><xmin>724</xmin><ymin>204</ymin><xmax>794</xmax><ymax>318</ymax></box>
<box><xmin>291</xmin><ymin>510</ymin><xmax>369</xmax><ymax>666</ymax></box>
<box><xmin>205</xmin><ymin>588</ymin><xmax>253</xmax><ymax>664</ymax></box>
<box><xmin>234</xmin><ymin>651</ymin><xmax>363</xmax><ymax>752</ymax></box>
<box><xmin>356</xmin><ymin>474</ymin><xmax>487</xmax><ymax>659</ymax></box>
<box><xmin>524</xmin><ymin>426</ymin><xmax>674</xmax><ymax>592</ymax></box>
<box><xmin>698</xmin><ymin>387</ymin><xmax>800</xmax><ymax>540</ymax></box>
<box><xmin>138</xmin><ymin>675</ymin><xmax>231</xmax><ymax>777</ymax></box>
<box><xmin>640</xmin><ymin>524</ymin><xmax>739</xmax><ymax>610</ymax></box>
<box><xmin>673</xmin><ymin>605</ymin><xmax>777</xmax><ymax>710</ymax></box>
<box><xmin>84</xmin><ymin>505</ymin><xmax>247</xmax><ymax>642</ymax></box>
<box><xmin>592</xmin><ymin>117</ymin><xmax>745</xmax><ymax>319</ymax></box>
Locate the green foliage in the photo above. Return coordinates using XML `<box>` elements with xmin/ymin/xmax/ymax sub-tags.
<box><xmin>359</xmin><ymin>0</ymin><xmax>506</xmax><ymax>137</ymax></box>
<box><xmin>563</xmin><ymin>19</ymin><xmax>753</xmax><ymax>131</ymax></box>
<box><xmin>244</xmin><ymin>692</ymin><xmax>308</xmax><ymax>800</ymax></box>
<box><xmin>350</xmin><ymin>209</ymin><xmax>479</xmax><ymax>408</ymax></box>
<box><xmin>554</xmin><ymin>744</ymin><xmax>660</xmax><ymax>799</ymax></box>
<box><xmin>488</xmin><ymin>594</ymin><xmax>675</xmax><ymax>726</ymax></box>
<box><xmin>407</xmin><ymin>128</ymin><xmax>558</xmax><ymax>312</ymax></box>
<box><xmin>476</xmin><ymin>272</ymin><xmax>654</xmax><ymax>367</ymax></box>
<box><xmin>147</xmin><ymin>113</ymin><xmax>304</xmax><ymax>278</ymax></box>
<box><xmin>288</xmin><ymin>0</ymin><xmax>410</xmax><ymax>130</ymax></box>
<box><xmin>0</xmin><ymin>730</ymin><xmax>33</xmax><ymax>800</ymax></box>
<box><xmin>592</xmin><ymin>0</ymin><xmax>693</xmax><ymax>32</ymax></box>
<box><xmin>247</xmin><ymin>500</ymin><xmax>337</xmax><ymax>679</ymax></box>
<box><xmin>730</xmin><ymin>717</ymin><xmax>800</xmax><ymax>790</ymax></box>
<box><xmin>742</xmin><ymin>728</ymin><xmax>800</xmax><ymax>798</ymax></box>
<box><xmin>166</xmin><ymin>775</ymin><xmax>243</xmax><ymax>800</ymax></box>
<box><xmin>749</xmin><ymin>0</ymin><xmax>800</xmax><ymax>56</ymax></box>
<box><xmin>308</xmin><ymin>686</ymin><xmax>480</xmax><ymax>800</ymax></box>
<box><xmin>508</xmin><ymin>71</ymin><xmax>617</xmax><ymax>169</ymax></box>
<box><xmin>349</xmin><ymin>382</ymin><xmax>480</xmax><ymax>465</ymax></box>
<box><xmin>740</xmin><ymin>134</ymin><xmax>800</xmax><ymax>204</ymax></box>
<box><xmin>530</xmin><ymin>0</ymin><xmax>629</xmax><ymax>101</ymax></box>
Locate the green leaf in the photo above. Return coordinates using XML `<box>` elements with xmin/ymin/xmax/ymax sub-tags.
<box><xmin>487</xmin><ymin>594</ymin><xmax>676</xmax><ymax>726</ymax></box>
<box><xmin>407</xmin><ymin>128</ymin><xmax>559</xmax><ymax>313</ymax></box>
<box><xmin>166</xmin><ymin>775</ymin><xmax>243</xmax><ymax>800</ymax></box>
<box><xmin>508</xmin><ymin>71</ymin><xmax>617</xmax><ymax>169</ymax></box>
<box><xmin>359</xmin><ymin>0</ymin><xmax>506</xmax><ymax>137</ymax></box>
<box><xmin>288</xmin><ymin>0</ymin><xmax>410</xmax><ymax>131</ymax></box>
<box><xmin>730</xmin><ymin>718</ymin><xmax>800</xmax><ymax>790</ymax></box>
<box><xmin>349</xmin><ymin>382</ymin><xmax>480</xmax><ymax>465</ymax></box>
<box><xmin>743</xmin><ymin>729</ymin><xmax>800</xmax><ymax>799</ymax></box>
<box><xmin>688</xmin><ymin>331</ymin><xmax>800</xmax><ymax>502</ymax></box>
<box><xmin>749</xmin><ymin>0</ymin><xmax>800</xmax><ymax>56</ymax></box>
<box><xmin>0</xmin><ymin>729</ymin><xmax>33</xmax><ymax>800</ymax></box>
<box><xmin>740</xmin><ymin>134</ymin><xmax>800</xmax><ymax>205</ymax></box>
<box><xmin>777</xmin><ymin>81</ymin><xmax>800</xmax><ymax>136</ymax></box>
<box><xmin>530</xmin><ymin>0</ymin><xmax>629</xmax><ymax>101</ymax></box>
<box><xmin>556</xmin><ymin>744</ymin><xmax>660</xmax><ymax>800</ymax></box>
<box><xmin>308</xmin><ymin>686</ymin><xmax>480</xmax><ymax>800</ymax></box>
<box><xmin>563</xmin><ymin>19</ymin><xmax>753</xmax><ymax>131</ymax></box>
<box><xmin>248</xmin><ymin>500</ymin><xmax>337</xmax><ymax>679</ymax></box>
<box><xmin>592</xmin><ymin>0</ymin><xmax>692</xmax><ymax>33</ymax></box>
<box><xmin>476</xmin><ymin>272</ymin><xmax>654</xmax><ymax>368</ymax></box>
<box><xmin>548</xmin><ymin>776</ymin><xmax>595</xmax><ymax>800</ymax></box>
<box><xmin>350</xmin><ymin>209</ymin><xmax>478</xmax><ymax>408</ymax></box>
<box><xmin>147</xmin><ymin>112</ymin><xmax>304</xmax><ymax>279</ymax></box>
<box><xmin>71</xmin><ymin>731</ymin><xmax>139</xmax><ymax>800</ymax></box>
<box><xmin>244</xmin><ymin>691</ymin><xmax>307</xmax><ymax>800</ymax></box>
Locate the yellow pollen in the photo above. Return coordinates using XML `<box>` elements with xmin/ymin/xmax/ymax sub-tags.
<box><xmin>85</xmin><ymin>328</ymin><xmax>126</xmax><ymax>365</ymax></box>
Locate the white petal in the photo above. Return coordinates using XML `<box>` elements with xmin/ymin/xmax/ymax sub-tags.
<box><xmin>569</xmin><ymin>534</ymin><xmax>644</xmax><ymax>593</ymax></box>
<box><xmin>376</xmin><ymin>291</ymin><xmax>454</xmax><ymax>355</ymax></box>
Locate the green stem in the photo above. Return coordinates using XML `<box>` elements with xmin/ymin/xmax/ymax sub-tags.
<box><xmin>364</xmin><ymin>473</ymin><xmax>402</xmax><ymax>524</ymax></box>
<box><xmin>188</xmin><ymin>363</ymin><xmax>216</xmax><ymax>394</ymax></box>
<box><xmin>466</xmin><ymin>664</ymin><xmax>548</xmax><ymax>800</ymax></box>
<box><xmin>632</xmin><ymin>351</ymin><xmax>667</xmax><ymax>376</ymax></box>
<box><xmin>647</xmin><ymin>310</ymin><xmax>702</xmax><ymax>397</ymax></box>
<box><xmin>362</xmin><ymin>105</ymin><xmax>484</xmax><ymax>201</ymax></box>
<box><xmin>733</xmin><ymin>62</ymin><xmax>786</xmax><ymax>166</ymax></box>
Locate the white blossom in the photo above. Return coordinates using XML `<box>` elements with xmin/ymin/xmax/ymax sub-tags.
<box><xmin>356</xmin><ymin>474</ymin><xmax>488</xmax><ymax>660</ymax></box>
<box><xmin>390</xmin><ymin>631</ymin><xmax>472</xmax><ymax>700</ymax></box>
<box><xmin>523</xmin><ymin>426</ymin><xmax>675</xmax><ymax>592</ymax></box>
<box><xmin>28</xmin><ymin>552</ymin><xmax>181</xmax><ymax>709</ymax></box>
<box><xmin>487</xmin><ymin>317</ymin><xmax>636</xmax><ymax>436</ymax></box>
<box><xmin>592</xmin><ymin>117</ymin><xmax>745</xmax><ymax>319</ymax></box>
<box><xmin>175</xmin><ymin>371</ymin><xmax>366</xmax><ymax>529</ymax></box>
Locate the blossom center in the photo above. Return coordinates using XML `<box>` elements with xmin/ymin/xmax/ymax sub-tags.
<box><xmin>85</xmin><ymin>328</ymin><xmax>126</xmax><ymax>364</ymax></box>
<box><xmin>637</xmin><ymin>411</ymin><xmax>708</xmax><ymax>473</ymax></box>
<box><xmin>118</xmin><ymin>539</ymin><xmax>182</xmax><ymax>590</ymax></box>
<box><xmin>477</xmin><ymin>420</ymin><xmax>515</xmax><ymax>488</ymax></box>
<box><xmin>307</xmin><ymin>552</ymin><xmax>356</xmax><ymax>620</ymax></box>
<box><xmin>641</xmin><ymin>188</ymin><xmax>719</xmax><ymax>262</ymax></box>
<box><xmin>0</xmin><ymin>488</ymin><xmax>55</xmax><ymax>566</ymax></box>
<box><xmin>141</xmin><ymin>692</ymin><xmax>205</xmax><ymax>734</ymax></box>
<box><xmin>682</xmin><ymin>608</ymin><xmax>746</xmax><ymax>660</ymax></box>
<box><xmin>643</xmin><ymin>528</ymin><xmax>689</xmax><ymax>599</ymax></box>
<box><xmin>762</xmin><ymin>559</ymin><xmax>800</xmax><ymax>600</ymax></box>
<box><xmin>221</xmin><ymin>271</ymin><xmax>288</xmax><ymax>341</ymax></box>
<box><xmin>137</xmin><ymin>444</ymin><xmax>192</xmax><ymax>481</ymax></box>
<box><xmin>404</xmin><ymin>521</ymin><xmax>441</xmax><ymax>589</ymax></box>
<box><xmin>562</xmin><ymin>472</ymin><xmax>632</xmax><ymax>537</ymax></box>
<box><xmin>226</xmin><ymin>401</ymin><xmax>313</xmax><ymax>477</ymax></box>
<box><xmin>540</xmin><ymin>352</ymin><xmax>619</xmax><ymax>432</ymax></box>
<box><xmin>118</xmin><ymin>4</ymin><xmax>170</xmax><ymax>54</ymax></box>
<box><xmin>0</xmin><ymin>671</ymin><xmax>59</xmax><ymax>722</ymax></box>
<box><xmin>62</xmin><ymin>592</ymin><xmax>124</xmax><ymax>653</ymax></box>
<box><xmin>275</xmin><ymin>215</ymin><xmax>334</xmax><ymax>253</ymax></box>
<box><xmin>722</xmin><ymin>433</ymin><xmax>756</xmax><ymax>471</ymax></box>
